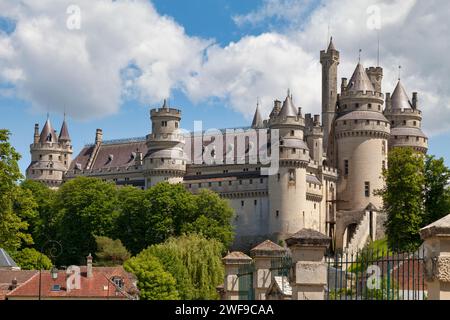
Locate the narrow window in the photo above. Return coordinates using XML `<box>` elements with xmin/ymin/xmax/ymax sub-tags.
<box><xmin>290</xmin><ymin>130</ymin><xmax>295</xmax><ymax>136</ymax></box>
<box><xmin>229</xmin><ymin>181</ymin><xmax>232</xmax><ymax>186</ymax></box>
<box><xmin>365</xmin><ymin>182</ymin><xmax>370</xmax><ymax>197</ymax></box>
<box><xmin>276</xmin><ymin>210</ymin><xmax>279</xmax><ymax>217</ymax></box>
<box><xmin>344</xmin><ymin>160</ymin><xmax>349</xmax><ymax>175</ymax></box>
<box><xmin>254</xmin><ymin>200</ymin><xmax>257</xmax><ymax>206</ymax></box>
<box><xmin>368</xmin><ymin>103</ymin><xmax>372</xmax><ymax>109</ymax></box>
<box><xmin>241</xmin><ymin>200</ymin><xmax>244</xmax><ymax>207</ymax></box>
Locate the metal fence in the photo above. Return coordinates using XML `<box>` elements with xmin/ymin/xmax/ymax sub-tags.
<box><xmin>326</xmin><ymin>246</ymin><xmax>426</xmax><ymax>300</ymax></box>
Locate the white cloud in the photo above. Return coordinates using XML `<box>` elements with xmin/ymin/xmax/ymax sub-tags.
<box><xmin>0</xmin><ymin>0</ymin><xmax>210</xmax><ymax>119</ymax></box>
<box><xmin>0</xmin><ymin>0</ymin><xmax>449</xmax><ymax>137</ymax></box>
<box><xmin>200</xmin><ymin>0</ymin><xmax>449</xmax><ymax>135</ymax></box>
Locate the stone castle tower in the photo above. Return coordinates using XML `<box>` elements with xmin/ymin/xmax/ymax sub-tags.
<box><xmin>26</xmin><ymin>115</ymin><xmax>73</xmax><ymax>188</ymax></box>
<box><xmin>144</xmin><ymin>99</ymin><xmax>187</xmax><ymax>188</ymax></box>
<box><xmin>267</xmin><ymin>91</ymin><xmax>310</xmax><ymax>243</ymax></box>
<box><xmin>320</xmin><ymin>38</ymin><xmax>339</xmax><ymax>154</ymax></box>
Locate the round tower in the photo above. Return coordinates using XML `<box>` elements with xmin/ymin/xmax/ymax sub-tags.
<box><xmin>384</xmin><ymin>80</ymin><xmax>428</xmax><ymax>153</ymax></box>
<box><xmin>144</xmin><ymin>99</ymin><xmax>187</xmax><ymax>188</ymax></box>
<box><xmin>27</xmin><ymin>116</ymin><xmax>73</xmax><ymax>188</ymax></box>
<box><xmin>267</xmin><ymin>91</ymin><xmax>310</xmax><ymax>243</ymax></box>
<box><xmin>335</xmin><ymin>63</ymin><xmax>390</xmax><ymax>211</ymax></box>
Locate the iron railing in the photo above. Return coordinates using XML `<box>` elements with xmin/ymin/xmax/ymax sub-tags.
<box><xmin>326</xmin><ymin>246</ymin><xmax>426</xmax><ymax>300</ymax></box>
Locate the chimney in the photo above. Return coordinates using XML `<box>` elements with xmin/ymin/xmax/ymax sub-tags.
<box><xmin>313</xmin><ymin>114</ymin><xmax>320</xmax><ymax>125</ymax></box>
<box><xmin>341</xmin><ymin>78</ymin><xmax>348</xmax><ymax>93</ymax></box>
<box><xmin>95</xmin><ymin>129</ymin><xmax>103</xmax><ymax>145</ymax></box>
<box><xmin>87</xmin><ymin>253</ymin><xmax>93</xmax><ymax>278</ymax></box>
<box><xmin>34</xmin><ymin>124</ymin><xmax>40</xmax><ymax>144</ymax></box>
<box><xmin>11</xmin><ymin>277</ymin><xmax>18</xmax><ymax>290</ymax></box>
<box><xmin>386</xmin><ymin>93</ymin><xmax>392</xmax><ymax>109</ymax></box>
<box><xmin>412</xmin><ymin>92</ymin><xmax>418</xmax><ymax>109</ymax></box>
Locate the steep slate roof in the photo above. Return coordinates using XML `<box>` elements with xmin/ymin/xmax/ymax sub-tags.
<box><xmin>327</xmin><ymin>37</ymin><xmax>336</xmax><ymax>52</ymax></box>
<box><xmin>391</xmin><ymin>80</ymin><xmax>413</xmax><ymax>110</ymax></box>
<box><xmin>39</xmin><ymin>118</ymin><xmax>58</xmax><ymax>143</ymax></box>
<box><xmin>59</xmin><ymin>119</ymin><xmax>70</xmax><ymax>141</ymax></box>
<box><xmin>0</xmin><ymin>249</ymin><xmax>18</xmax><ymax>269</ymax></box>
<box><xmin>346</xmin><ymin>63</ymin><xmax>375</xmax><ymax>93</ymax></box>
<box><xmin>251</xmin><ymin>104</ymin><xmax>264</xmax><ymax>129</ymax></box>
<box><xmin>6</xmin><ymin>266</ymin><xmax>137</xmax><ymax>300</ymax></box>
<box><xmin>278</xmin><ymin>94</ymin><xmax>298</xmax><ymax>118</ymax></box>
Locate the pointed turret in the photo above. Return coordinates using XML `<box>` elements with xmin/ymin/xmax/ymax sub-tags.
<box><xmin>39</xmin><ymin>117</ymin><xmax>58</xmax><ymax>143</ymax></box>
<box><xmin>278</xmin><ymin>90</ymin><xmax>298</xmax><ymax>118</ymax></box>
<box><xmin>251</xmin><ymin>102</ymin><xmax>264</xmax><ymax>129</ymax></box>
<box><xmin>59</xmin><ymin>116</ymin><xmax>71</xmax><ymax>142</ymax></box>
<box><xmin>391</xmin><ymin>80</ymin><xmax>412</xmax><ymax>110</ymax></box>
<box><xmin>327</xmin><ymin>37</ymin><xmax>336</xmax><ymax>52</ymax></box>
<box><xmin>346</xmin><ymin>63</ymin><xmax>375</xmax><ymax>93</ymax></box>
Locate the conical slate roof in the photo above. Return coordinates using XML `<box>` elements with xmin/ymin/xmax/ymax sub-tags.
<box><xmin>59</xmin><ymin>119</ymin><xmax>71</xmax><ymax>141</ymax></box>
<box><xmin>391</xmin><ymin>80</ymin><xmax>412</xmax><ymax>110</ymax></box>
<box><xmin>39</xmin><ymin>118</ymin><xmax>58</xmax><ymax>143</ymax></box>
<box><xmin>251</xmin><ymin>103</ymin><xmax>264</xmax><ymax>129</ymax></box>
<box><xmin>279</xmin><ymin>93</ymin><xmax>298</xmax><ymax>118</ymax></box>
<box><xmin>327</xmin><ymin>37</ymin><xmax>336</xmax><ymax>52</ymax></box>
<box><xmin>346</xmin><ymin>63</ymin><xmax>375</xmax><ymax>93</ymax></box>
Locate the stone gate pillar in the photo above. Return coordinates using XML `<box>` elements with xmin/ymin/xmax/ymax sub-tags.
<box><xmin>250</xmin><ymin>240</ymin><xmax>287</xmax><ymax>300</ymax></box>
<box><xmin>286</xmin><ymin>229</ymin><xmax>331</xmax><ymax>300</ymax></box>
<box><xmin>420</xmin><ymin>214</ymin><xmax>450</xmax><ymax>300</ymax></box>
<box><xmin>222</xmin><ymin>251</ymin><xmax>253</xmax><ymax>300</ymax></box>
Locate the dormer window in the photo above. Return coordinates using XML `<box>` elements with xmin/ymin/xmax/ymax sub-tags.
<box><xmin>111</xmin><ymin>276</ymin><xmax>124</xmax><ymax>289</ymax></box>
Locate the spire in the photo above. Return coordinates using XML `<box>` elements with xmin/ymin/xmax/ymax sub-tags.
<box><xmin>59</xmin><ymin>115</ymin><xmax>71</xmax><ymax>142</ymax></box>
<box><xmin>162</xmin><ymin>99</ymin><xmax>169</xmax><ymax>109</ymax></box>
<box><xmin>39</xmin><ymin>117</ymin><xmax>58</xmax><ymax>143</ymax></box>
<box><xmin>327</xmin><ymin>37</ymin><xmax>336</xmax><ymax>52</ymax></box>
<box><xmin>346</xmin><ymin>63</ymin><xmax>375</xmax><ymax>93</ymax></box>
<box><xmin>279</xmin><ymin>90</ymin><xmax>298</xmax><ymax>118</ymax></box>
<box><xmin>391</xmin><ymin>80</ymin><xmax>412</xmax><ymax>110</ymax></box>
<box><xmin>251</xmin><ymin>100</ymin><xmax>264</xmax><ymax>129</ymax></box>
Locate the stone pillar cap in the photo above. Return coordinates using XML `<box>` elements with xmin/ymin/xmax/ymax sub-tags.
<box><xmin>420</xmin><ymin>214</ymin><xmax>450</xmax><ymax>240</ymax></box>
<box><xmin>250</xmin><ymin>240</ymin><xmax>287</xmax><ymax>258</ymax></box>
<box><xmin>222</xmin><ymin>251</ymin><xmax>252</xmax><ymax>264</ymax></box>
<box><xmin>285</xmin><ymin>228</ymin><xmax>331</xmax><ymax>247</ymax></box>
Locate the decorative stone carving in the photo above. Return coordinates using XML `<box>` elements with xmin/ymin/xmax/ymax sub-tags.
<box><xmin>437</xmin><ymin>257</ymin><xmax>450</xmax><ymax>283</ymax></box>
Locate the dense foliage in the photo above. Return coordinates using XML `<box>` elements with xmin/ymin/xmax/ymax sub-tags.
<box><xmin>11</xmin><ymin>248</ymin><xmax>52</xmax><ymax>270</ymax></box>
<box><xmin>125</xmin><ymin>234</ymin><xmax>225</xmax><ymax>300</ymax></box>
<box><xmin>94</xmin><ymin>236</ymin><xmax>130</xmax><ymax>266</ymax></box>
<box><xmin>378</xmin><ymin>148</ymin><xmax>450</xmax><ymax>251</ymax></box>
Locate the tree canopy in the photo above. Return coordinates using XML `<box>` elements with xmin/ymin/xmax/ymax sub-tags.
<box><xmin>94</xmin><ymin>235</ymin><xmax>130</xmax><ymax>266</ymax></box>
<box><xmin>126</xmin><ymin>234</ymin><xmax>225</xmax><ymax>300</ymax></box>
<box><xmin>377</xmin><ymin>147</ymin><xmax>425</xmax><ymax>251</ymax></box>
<box><xmin>11</xmin><ymin>248</ymin><xmax>52</xmax><ymax>270</ymax></box>
<box><xmin>0</xmin><ymin>130</ymin><xmax>35</xmax><ymax>252</ymax></box>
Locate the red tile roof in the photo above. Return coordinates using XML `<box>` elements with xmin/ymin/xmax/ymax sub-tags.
<box><xmin>6</xmin><ymin>266</ymin><xmax>138</xmax><ymax>300</ymax></box>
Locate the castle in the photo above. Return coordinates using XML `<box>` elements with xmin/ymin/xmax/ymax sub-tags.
<box><xmin>26</xmin><ymin>39</ymin><xmax>428</xmax><ymax>252</ymax></box>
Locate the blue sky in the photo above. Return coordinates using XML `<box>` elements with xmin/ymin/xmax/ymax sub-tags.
<box><xmin>0</xmin><ymin>0</ymin><xmax>449</xmax><ymax>174</ymax></box>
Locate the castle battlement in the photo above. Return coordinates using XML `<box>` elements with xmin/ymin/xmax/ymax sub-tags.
<box><xmin>150</xmin><ymin>107</ymin><xmax>182</xmax><ymax>117</ymax></box>
<box><xmin>340</xmin><ymin>90</ymin><xmax>384</xmax><ymax>99</ymax></box>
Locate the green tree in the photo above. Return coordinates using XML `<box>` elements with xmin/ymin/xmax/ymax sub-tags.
<box><xmin>11</xmin><ymin>248</ymin><xmax>52</xmax><ymax>270</ymax></box>
<box><xmin>94</xmin><ymin>235</ymin><xmax>130</xmax><ymax>266</ymax></box>
<box><xmin>182</xmin><ymin>189</ymin><xmax>234</xmax><ymax>249</ymax></box>
<box><xmin>376</xmin><ymin>148</ymin><xmax>425</xmax><ymax>251</ymax></box>
<box><xmin>124</xmin><ymin>252</ymin><xmax>179</xmax><ymax>300</ymax></box>
<box><xmin>20</xmin><ymin>180</ymin><xmax>57</xmax><ymax>249</ymax></box>
<box><xmin>423</xmin><ymin>155</ymin><xmax>450</xmax><ymax>226</ymax></box>
<box><xmin>54</xmin><ymin>177</ymin><xmax>119</xmax><ymax>265</ymax></box>
<box><xmin>115</xmin><ymin>183</ymin><xmax>235</xmax><ymax>254</ymax></box>
<box><xmin>145</xmin><ymin>234</ymin><xmax>225</xmax><ymax>300</ymax></box>
<box><xmin>0</xmin><ymin>130</ymin><xmax>34</xmax><ymax>251</ymax></box>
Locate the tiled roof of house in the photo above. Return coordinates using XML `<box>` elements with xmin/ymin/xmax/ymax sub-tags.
<box><xmin>6</xmin><ymin>266</ymin><xmax>138</xmax><ymax>300</ymax></box>
<box><xmin>0</xmin><ymin>270</ymin><xmax>37</xmax><ymax>300</ymax></box>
